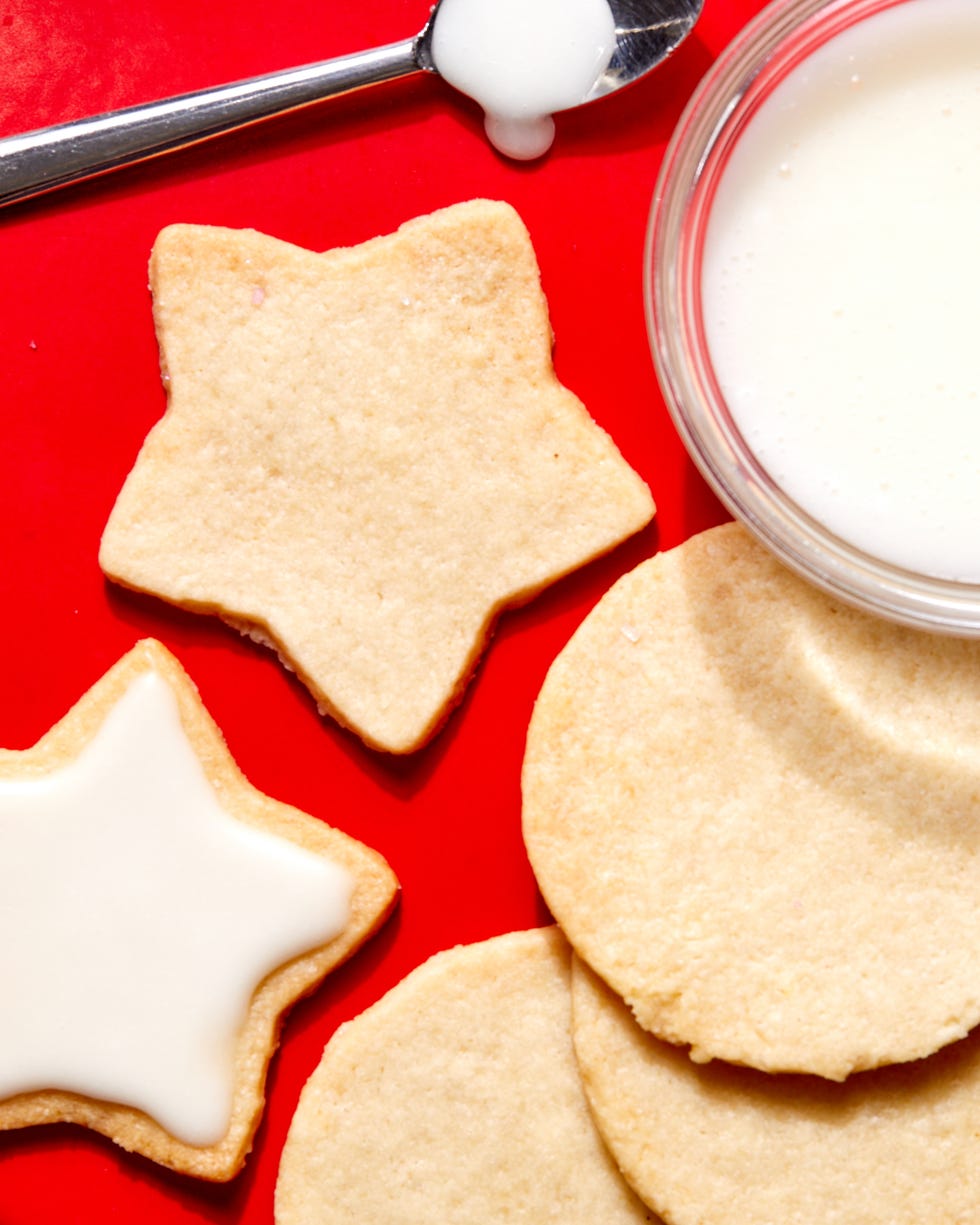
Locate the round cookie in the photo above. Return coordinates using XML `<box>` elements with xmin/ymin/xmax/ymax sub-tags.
<box><xmin>571</xmin><ymin>955</ymin><xmax>980</xmax><ymax>1225</ymax></box>
<box><xmin>275</xmin><ymin>927</ymin><xmax>658</xmax><ymax>1224</ymax></box>
<box><xmin>522</xmin><ymin>522</ymin><xmax>980</xmax><ymax>1079</ymax></box>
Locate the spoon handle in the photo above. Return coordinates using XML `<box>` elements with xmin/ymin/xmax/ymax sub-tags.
<box><xmin>0</xmin><ymin>38</ymin><xmax>421</xmax><ymax>210</ymax></box>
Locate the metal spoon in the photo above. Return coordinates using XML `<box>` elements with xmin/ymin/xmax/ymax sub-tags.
<box><xmin>0</xmin><ymin>0</ymin><xmax>702</xmax><ymax>210</ymax></box>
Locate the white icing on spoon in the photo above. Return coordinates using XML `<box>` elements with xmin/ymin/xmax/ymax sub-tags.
<box><xmin>430</xmin><ymin>0</ymin><xmax>617</xmax><ymax>159</ymax></box>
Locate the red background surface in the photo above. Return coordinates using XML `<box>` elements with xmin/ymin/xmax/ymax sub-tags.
<box><xmin>0</xmin><ymin>1</ymin><xmax>764</xmax><ymax>1220</ymax></box>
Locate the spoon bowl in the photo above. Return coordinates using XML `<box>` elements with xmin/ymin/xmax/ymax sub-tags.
<box><xmin>587</xmin><ymin>0</ymin><xmax>705</xmax><ymax>101</ymax></box>
<box><xmin>0</xmin><ymin>0</ymin><xmax>703</xmax><ymax>208</ymax></box>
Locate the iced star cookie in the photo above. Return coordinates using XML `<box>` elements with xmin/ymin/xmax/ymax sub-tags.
<box><xmin>523</xmin><ymin>522</ymin><xmax>980</xmax><ymax>1079</ymax></box>
<box><xmin>99</xmin><ymin>199</ymin><xmax>654</xmax><ymax>754</ymax></box>
<box><xmin>275</xmin><ymin>928</ymin><xmax>659</xmax><ymax>1224</ymax></box>
<box><xmin>0</xmin><ymin>639</ymin><xmax>398</xmax><ymax>1180</ymax></box>
<box><xmin>571</xmin><ymin>956</ymin><xmax>980</xmax><ymax>1225</ymax></box>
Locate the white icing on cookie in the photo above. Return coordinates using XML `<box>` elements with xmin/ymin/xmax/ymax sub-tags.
<box><xmin>0</xmin><ymin>669</ymin><xmax>352</xmax><ymax>1145</ymax></box>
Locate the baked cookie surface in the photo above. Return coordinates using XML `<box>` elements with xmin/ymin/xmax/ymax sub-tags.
<box><xmin>99</xmin><ymin>200</ymin><xmax>654</xmax><ymax>754</ymax></box>
<box><xmin>572</xmin><ymin>956</ymin><xmax>980</xmax><ymax>1225</ymax></box>
<box><xmin>0</xmin><ymin>639</ymin><xmax>398</xmax><ymax>1180</ymax></box>
<box><xmin>275</xmin><ymin>927</ymin><xmax>659</xmax><ymax>1224</ymax></box>
<box><xmin>522</xmin><ymin>522</ymin><xmax>980</xmax><ymax>1078</ymax></box>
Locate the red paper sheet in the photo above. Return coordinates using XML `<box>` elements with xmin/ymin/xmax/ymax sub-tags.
<box><xmin>0</xmin><ymin>1</ymin><xmax>762</xmax><ymax>1219</ymax></box>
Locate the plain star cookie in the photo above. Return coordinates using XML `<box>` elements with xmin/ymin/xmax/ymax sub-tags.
<box><xmin>99</xmin><ymin>199</ymin><xmax>654</xmax><ymax>754</ymax></box>
<box><xmin>571</xmin><ymin>956</ymin><xmax>980</xmax><ymax>1225</ymax></box>
<box><xmin>522</xmin><ymin>522</ymin><xmax>980</xmax><ymax>1079</ymax></box>
<box><xmin>0</xmin><ymin>639</ymin><xmax>398</xmax><ymax>1180</ymax></box>
<box><xmin>275</xmin><ymin>928</ymin><xmax>659</xmax><ymax>1224</ymax></box>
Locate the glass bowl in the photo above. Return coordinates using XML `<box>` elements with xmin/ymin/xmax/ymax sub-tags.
<box><xmin>646</xmin><ymin>0</ymin><xmax>980</xmax><ymax>634</ymax></box>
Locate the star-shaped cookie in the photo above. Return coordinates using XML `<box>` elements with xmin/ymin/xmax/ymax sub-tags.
<box><xmin>99</xmin><ymin>200</ymin><xmax>654</xmax><ymax>753</ymax></box>
<box><xmin>0</xmin><ymin>639</ymin><xmax>397</xmax><ymax>1180</ymax></box>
